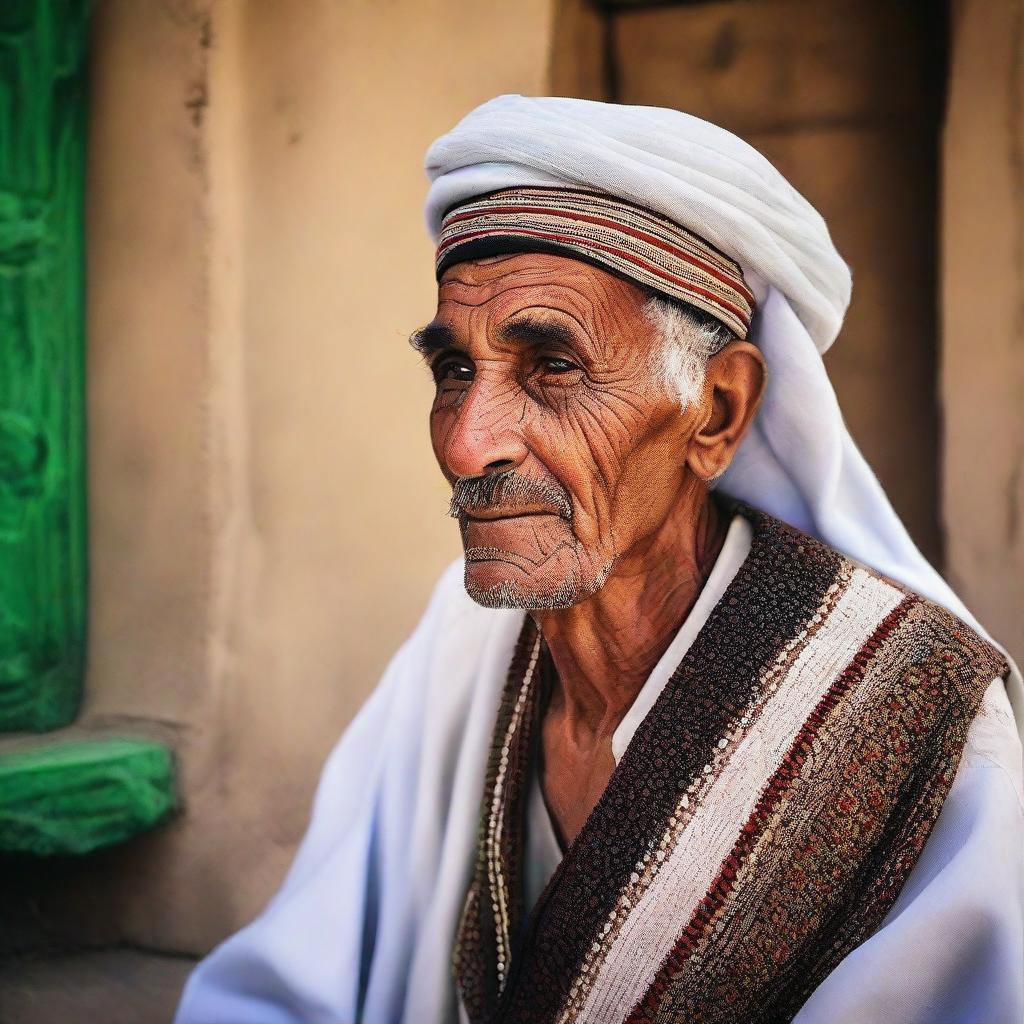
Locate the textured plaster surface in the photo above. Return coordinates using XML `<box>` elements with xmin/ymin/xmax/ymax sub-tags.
<box><xmin>942</xmin><ymin>0</ymin><xmax>1024</xmax><ymax>668</ymax></box>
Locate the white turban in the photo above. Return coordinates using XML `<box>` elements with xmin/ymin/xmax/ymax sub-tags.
<box><xmin>424</xmin><ymin>94</ymin><xmax>1022</xmax><ymax>717</ymax></box>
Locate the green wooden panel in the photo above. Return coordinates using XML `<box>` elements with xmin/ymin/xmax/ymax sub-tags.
<box><xmin>0</xmin><ymin>0</ymin><xmax>89</xmax><ymax>730</ymax></box>
<box><xmin>0</xmin><ymin>737</ymin><xmax>176</xmax><ymax>856</ymax></box>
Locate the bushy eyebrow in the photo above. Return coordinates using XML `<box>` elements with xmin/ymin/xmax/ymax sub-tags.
<box><xmin>408</xmin><ymin>323</ymin><xmax>458</xmax><ymax>354</ymax></box>
<box><xmin>408</xmin><ymin>313</ymin><xmax>584</xmax><ymax>356</ymax></box>
<box><xmin>498</xmin><ymin>314</ymin><xmax>579</xmax><ymax>351</ymax></box>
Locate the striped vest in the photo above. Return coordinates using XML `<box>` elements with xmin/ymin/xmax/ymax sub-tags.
<box><xmin>454</xmin><ymin>505</ymin><xmax>1006</xmax><ymax>1024</ymax></box>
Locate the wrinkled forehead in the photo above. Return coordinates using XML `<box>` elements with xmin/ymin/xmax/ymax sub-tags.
<box><xmin>436</xmin><ymin>252</ymin><xmax>653</xmax><ymax>332</ymax></box>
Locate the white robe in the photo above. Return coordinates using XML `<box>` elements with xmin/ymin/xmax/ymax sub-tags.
<box><xmin>176</xmin><ymin>529</ymin><xmax>1024</xmax><ymax>1024</ymax></box>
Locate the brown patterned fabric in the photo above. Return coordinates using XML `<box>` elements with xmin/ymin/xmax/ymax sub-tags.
<box><xmin>452</xmin><ymin>506</ymin><xmax>1007</xmax><ymax>1024</ymax></box>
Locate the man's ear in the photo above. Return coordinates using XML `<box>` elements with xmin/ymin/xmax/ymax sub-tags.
<box><xmin>685</xmin><ymin>341</ymin><xmax>767</xmax><ymax>482</ymax></box>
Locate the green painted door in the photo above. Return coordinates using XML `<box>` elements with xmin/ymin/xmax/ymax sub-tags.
<box><xmin>0</xmin><ymin>0</ymin><xmax>89</xmax><ymax>731</ymax></box>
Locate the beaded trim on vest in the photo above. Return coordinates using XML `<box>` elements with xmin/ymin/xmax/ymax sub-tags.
<box><xmin>453</xmin><ymin>506</ymin><xmax>1007</xmax><ymax>1024</ymax></box>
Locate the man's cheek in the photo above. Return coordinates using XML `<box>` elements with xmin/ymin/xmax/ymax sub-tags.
<box><xmin>558</xmin><ymin>409</ymin><xmax>630</xmax><ymax>484</ymax></box>
<box><xmin>429</xmin><ymin>413</ymin><xmax>456</xmax><ymax>478</ymax></box>
<box><xmin>554</xmin><ymin>465</ymin><xmax>617</xmax><ymax>545</ymax></box>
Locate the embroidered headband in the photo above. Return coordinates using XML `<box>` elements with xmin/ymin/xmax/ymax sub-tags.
<box><xmin>435</xmin><ymin>186</ymin><xmax>755</xmax><ymax>339</ymax></box>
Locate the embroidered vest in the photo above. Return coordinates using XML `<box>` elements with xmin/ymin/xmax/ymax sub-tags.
<box><xmin>453</xmin><ymin>506</ymin><xmax>1007</xmax><ymax>1024</ymax></box>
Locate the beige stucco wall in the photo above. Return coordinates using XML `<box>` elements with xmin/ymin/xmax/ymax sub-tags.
<box><xmin>942</xmin><ymin>0</ymin><xmax>1024</xmax><ymax>668</ymax></box>
<box><xmin>74</xmin><ymin>0</ymin><xmax>554</xmax><ymax>954</ymax></box>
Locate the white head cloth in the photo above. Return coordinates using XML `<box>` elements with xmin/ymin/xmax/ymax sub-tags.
<box><xmin>425</xmin><ymin>94</ymin><xmax>1022</xmax><ymax>716</ymax></box>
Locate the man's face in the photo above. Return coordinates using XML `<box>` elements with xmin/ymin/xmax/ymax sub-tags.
<box><xmin>417</xmin><ymin>252</ymin><xmax>706</xmax><ymax>609</ymax></box>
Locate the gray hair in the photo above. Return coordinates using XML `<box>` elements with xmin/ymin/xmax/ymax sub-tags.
<box><xmin>643</xmin><ymin>295</ymin><xmax>735</xmax><ymax>408</ymax></box>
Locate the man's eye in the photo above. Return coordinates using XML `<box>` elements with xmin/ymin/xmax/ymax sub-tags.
<box><xmin>433</xmin><ymin>358</ymin><xmax>474</xmax><ymax>385</ymax></box>
<box><xmin>539</xmin><ymin>356</ymin><xmax>580</xmax><ymax>375</ymax></box>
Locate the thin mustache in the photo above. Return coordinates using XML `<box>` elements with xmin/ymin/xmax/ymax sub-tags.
<box><xmin>448</xmin><ymin>470</ymin><xmax>573</xmax><ymax>521</ymax></box>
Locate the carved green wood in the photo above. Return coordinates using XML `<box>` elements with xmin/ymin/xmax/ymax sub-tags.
<box><xmin>0</xmin><ymin>0</ymin><xmax>89</xmax><ymax>730</ymax></box>
<box><xmin>0</xmin><ymin>3</ymin><xmax>179</xmax><ymax>856</ymax></box>
<box><xmin>0</xmin><ymin>737</ymin><xmax>176</xmax><ymax>855</ymax></box>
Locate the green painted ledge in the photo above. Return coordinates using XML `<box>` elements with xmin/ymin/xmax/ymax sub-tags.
<box><xmin>0</xmin><ymin>737</ymin><xmax>177</xmax><ymax>856</ymax></box>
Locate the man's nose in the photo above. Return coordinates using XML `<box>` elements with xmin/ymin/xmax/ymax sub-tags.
<box><xmin>440</xmin><ymin>377</ymin><xmax>529</xmax><ymax>479</ymax></box>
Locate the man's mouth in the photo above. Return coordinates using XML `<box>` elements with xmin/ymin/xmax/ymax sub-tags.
<box><xmin>462</xmin><ymin>508</ymin><xmax>562</xmax><ymax>522</ymax></box>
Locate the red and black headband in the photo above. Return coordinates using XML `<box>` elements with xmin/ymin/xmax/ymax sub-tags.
<box><xmin>435</xmin><ymin>186</ymin><xmax>754</xmax><ymax>338</ymax></box>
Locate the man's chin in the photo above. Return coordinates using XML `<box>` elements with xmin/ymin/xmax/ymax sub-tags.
<box><xmin>462</xmin><ymin>554</ymin><xmax>597</xmax><ymax>610</ymax></box>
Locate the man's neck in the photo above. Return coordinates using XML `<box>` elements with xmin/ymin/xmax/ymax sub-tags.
<box><xmin>532</xmin><ymin>486</ymin><xmax>727</xmax><ymax>746</ymax></box>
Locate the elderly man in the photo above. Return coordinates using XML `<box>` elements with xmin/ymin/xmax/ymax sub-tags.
<box><xmin>176</xmin><ymin>97</ymin><xmax>1024</xmax><ymax>1024</ymax></box>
